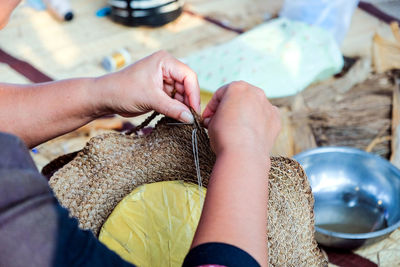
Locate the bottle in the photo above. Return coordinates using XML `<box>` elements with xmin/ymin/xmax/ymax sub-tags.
<box><xmin>43</xmin><ymin>0</ymin><xmax>74</xmax><ymax>22</ymax></box>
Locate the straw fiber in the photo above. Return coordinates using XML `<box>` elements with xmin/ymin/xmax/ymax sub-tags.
<box><xmin>46</xmin><ymin>115</ymin><xmax>327</xmax><ymax>266</ymax></box>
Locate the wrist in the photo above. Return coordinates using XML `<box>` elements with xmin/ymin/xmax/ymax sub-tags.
<box><xmin>57</xmin><ymin>77</ymin><xmax>107</xmax><ymax>120</ymax></box>
<box><xmin>89</xmin><ymin>75</ymin><xmax>115</xmax><ymax>118</ymax></box>
<box><xmin>216</xmin><ymin>140</ymin><xmax>270</xmax><ymax>159</ymax></box>
<box><xmin>217</xmin><ymin>145</ymin><xmax>271</xmax><ymax>169</ymax></box>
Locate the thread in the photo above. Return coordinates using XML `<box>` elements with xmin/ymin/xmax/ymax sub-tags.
<box><xmin>123</xmin><ymin>106</ymin><xmax>204</xmax><ymax>202</ymax></box>
<box><xmin>126</xmin><ymin>111</ymin><xmax>159</xmax><ymax>136</ymax></box>
<box><xmin>102</xmin><ymin>48</ymin><xmax>132</xmax><ymax>72</ymax></box>
<box><xmin>191</xmin><ymin>128</ymin><xmax>203</xmax><ymax>203</ymax></box>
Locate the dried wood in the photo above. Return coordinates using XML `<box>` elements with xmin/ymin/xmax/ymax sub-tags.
<box><xmin>390</xmin><ymin>83</ymin><xmax>400</xmax><ymax>168</ymax></box>
<box><xmin>366</xmin><ymin>135</ymin><xmax>391</xmax><ymax>153</ymax></box>
<box><xmin>373</xmin><ymin>22</ymin><xmax>400</xmax><ymax>73</ymax></box>
<box><xmin>292</xmin><ymin>121</ymin><xmax>317</xmax><ymax>155</ymax></box>
<box><xmin>390</xmin><ymin>21</ymin><xmax>400</xmax><ymax>44</ymax></box>
<box><xmin>290</xmin><ymin>95</ymin><xmax>317</xmax><ymax>155</ymax></box>
<box><xmin>274</xmin><ymin>62</ymin><xmax>391</xmax><ymax>157</ymax></box>
<box><xmin>271</xmin><ymin>107</ymin><xmax>295</xmax><ymax>157</ymax></box>
<box><xmin>301</xmin><ymin>57</ymin><xmax>372</xmax><ymax>110</ymax></box>
<box><xmin>308</xmin><ymin>74</ymin><xmax>394</xmax><ymax>158</ymax></box>
<box><xmin>272</xmin><ymin>63</ymin><xmax>389</xmax><ymax>156</ymax></box>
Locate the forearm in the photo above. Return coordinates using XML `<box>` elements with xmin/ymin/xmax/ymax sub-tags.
<box><xmin>191</xmin><ymin>147</ymin><xmax>270</xmax><ymax>266</ymax></box>
<box><xmin>0</xmin><ymin>51</ymin><xmax>201</xmax><ymax>148</ymax></box>
<box><xmin>0</xmin><ymin>78</ymin><xmax>102</xmax><ymax>148</ymax></box>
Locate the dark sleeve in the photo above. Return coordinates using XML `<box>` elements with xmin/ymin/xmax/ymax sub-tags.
<box><xmin>53</xmin><ymin>204</ymin><xmax>134</xmax><ymax>267</ymax></box>
<box><xmin>0</xmin><ymin>132</ymin><xmax>135</xmax><ymax>267</ymax></box>
<box><xmin>183</xmin><ymin>242</ymin><xmax>260</xmax><ymax>267</ymax></box>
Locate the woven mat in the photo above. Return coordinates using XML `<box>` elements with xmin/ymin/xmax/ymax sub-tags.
<box><xmin>0</xmin><ymin>0</ymin><xmax>237</xmax><ymax>83</ymax></box>
<box><xmin>0</xmin><ymin>0</ymin><xmax>396</xmax><ymax>84</ymax></box>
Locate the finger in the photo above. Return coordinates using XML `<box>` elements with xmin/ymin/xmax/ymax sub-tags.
<box><xmin>184</xmin><ymin>94</ymin><xmax>190</xmax><ymax>108</ymax></box>
<box><xmin>155</xmin><ymin>93</ymin><xmax>194</xmax><ymax>123</ymax></box>
<box><xmin>202</xmin><ymin>84</ymin><xmax>229</xmax><ymax>119</ymax></box>
<box><xmin>163</xmin><ymin>76</ymin><xmax>174</xmax><ymax>86</ymax></box>
<box><xmin>163</xmin><ymin>83</ymin><xmax>175</xmax><ymax>97</ymax></box>
<box><xmin>163</xmin><ymin>57</ymin><xmax>201</xmax><ymax>114</ymax></box>
<box><xmin>174</xmin><ymin>82</ymin><xmax>185</xmax><ymax>95</ymax></box>
<box><xmin>174</xmin><ymin>93</ymin><xmax>184</xmax><ymax>102</ymax></box>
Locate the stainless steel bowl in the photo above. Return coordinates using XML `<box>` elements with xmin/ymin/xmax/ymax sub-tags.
<box><xmin>294</xmin><ymin>147</ymin><xmax>400</xmax><ymax>249</ymax></box>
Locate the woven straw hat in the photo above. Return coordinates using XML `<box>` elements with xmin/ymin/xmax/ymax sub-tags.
<box><xmin>45</xmin><ymin>114</ymin><xmax>327</xmax><ymax>266</ymax></box>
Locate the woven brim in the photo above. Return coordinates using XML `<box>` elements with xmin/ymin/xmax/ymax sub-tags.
<box><xmin>46</xmin><ymin>116</ymin><xmax>327</xmax><ymax>266</ymax></box>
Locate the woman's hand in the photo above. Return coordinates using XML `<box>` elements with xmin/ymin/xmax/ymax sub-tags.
<box><xmin>192</xmin><ymin>81</ymin><xmax>281</xmax><ymax>266</ymax></box>
<box><xmin>0</xmin><ymin>51</ymin><xmax>200</xmax><ymax>147</ymax></box>
<box><xmin>95</xmin><ymin>50</ymin><xmax>200</xmax><ymax>122</ymax></box>
<box><xmin>202</xmin><ymin>81</ymin><xmax>281</xmax><ymax>157</ymax></box>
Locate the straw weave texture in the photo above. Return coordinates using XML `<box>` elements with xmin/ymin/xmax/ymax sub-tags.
<box><xmin>47</xmin><ymin>116</ymin><xmax>327</xmax><ymax>266</ymax></box>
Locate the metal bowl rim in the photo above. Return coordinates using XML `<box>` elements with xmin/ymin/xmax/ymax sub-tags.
<box><xmin>294</xmin><ymin>146</ymin><xmax>400</xmax><ymax>239</ymax></box>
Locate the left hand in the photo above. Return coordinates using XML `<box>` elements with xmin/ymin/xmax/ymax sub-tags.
<box><xmin>95</xmin><ymin>50</ymin><xmax>200</xmax><ymax>122</ymax></box>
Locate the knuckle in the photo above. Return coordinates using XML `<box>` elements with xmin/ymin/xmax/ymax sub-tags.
<box><xmin>254</xmin><ymin>87</ymin><xmax>265</xmax><ymax>98</ymax></box>
<box><xmin>157</xmin><ymin>97</ymin><xmax>171</xmax><ymax>115</ymax></box>
<box><xmin>155</xmin><ymin>50</ymin><xmax>169</xmax><ymax>58</ymax></box>
<box><xmin>228</xmin><ymin>81</ymin><xmax>248</xmax><ymax>94</ymax></box>
<box><xmin>231</xmin><ymin>80</ymin><xmax>248</xmax><ymax>89</ymax></box>
<box><xmin>189</xmin><ymin>70</ymin><xmax>198</xmax><ymax>81</ymax></box>
<box><xmin>162</xmin><ymin>105</ymin><xmax>172</xmax><ymax>116</ymax></box>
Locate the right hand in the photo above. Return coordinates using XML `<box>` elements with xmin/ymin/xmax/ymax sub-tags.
<box><xmin>202</xmin><ymin>81</ymin><xmax>281</xmax><ymax>157</ymax></box>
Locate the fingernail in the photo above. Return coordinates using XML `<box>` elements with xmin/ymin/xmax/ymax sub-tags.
<box><xmin>203</xmin><ymin>118</ymin><xmax>210</xmax><ymax>126</ymax></box>
<box><xmin>180</xmin><ymin>111</ymin><xmax>194</xmax><ymax>123</ymax></box>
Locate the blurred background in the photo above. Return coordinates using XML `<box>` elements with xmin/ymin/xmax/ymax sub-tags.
<box><xmin>1</xmin><ymin>1</ymin><xmax>400</xmax><ymax>265</ymax></box>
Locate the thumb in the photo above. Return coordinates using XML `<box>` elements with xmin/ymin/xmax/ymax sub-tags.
<box><xmin>155</xmin><ymin>95</ymin><xmax>194</xmax><ymax>123</ymax></box>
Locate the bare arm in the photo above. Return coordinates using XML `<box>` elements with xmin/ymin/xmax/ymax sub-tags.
<box><xmin>0</xmin><ymin>78</ymin><xmax>99</xmax><ymax>148</ymax></box>
<box><xmin>0</xmin><ymin>51</ymin><xmax>200</xmax><ymax>148</ymax></box>
<box><xmin>192</xmin><ymin>82</ymin><xmax>281</xmax><ymax>266</ymax></box>
<box><xmin>193</xmin><ymin>148</ymin><xmax>270</xmax><ymax>265</ymax></box>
